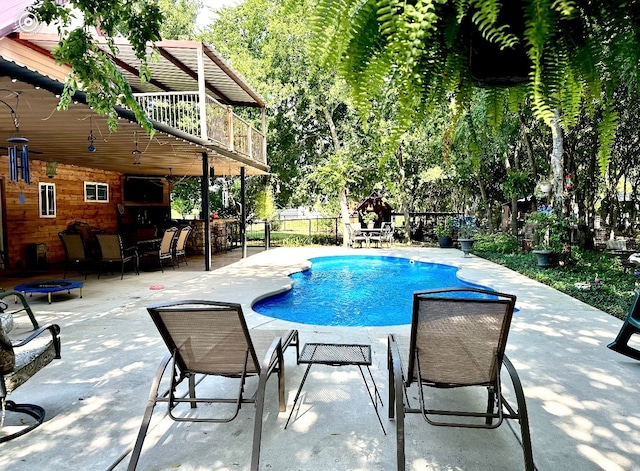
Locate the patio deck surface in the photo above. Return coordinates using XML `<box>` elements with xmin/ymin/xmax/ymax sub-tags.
<box><xmin>0</xmin><ymin>246</ymin><xmax>638</xmax><ymax>470</ymax></box>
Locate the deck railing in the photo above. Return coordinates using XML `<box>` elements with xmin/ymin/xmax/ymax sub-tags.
<box><xmin>133</xmin><ymin>91</ymin><xmax>266</xmax><ymax>165</ymax></box>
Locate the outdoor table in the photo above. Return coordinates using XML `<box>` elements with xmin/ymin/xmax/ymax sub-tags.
<box><xmin>136</xmin><ymin>237</ymin><xmax>162</xmax><ymax>252</ymax></box>
<box><xmin>285</xmin><ymin>342</ymin><xmax>385</xmax><ymax>433</ymax></box>
<box><xmin>14</xmin><ymin>279</ymin><xmax>83</xmax><ymax>304</ymax></box>
<box><xmin>360</xmin><ymin>228</ymin><xmax>382</xmax><ymax>247</ymax></box>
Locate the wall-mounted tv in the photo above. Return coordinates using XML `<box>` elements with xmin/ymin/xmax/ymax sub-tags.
<box><xmin>123</xmin><ymin>177</ymin><xmax>165</xmax><ymax>203</ymax></box>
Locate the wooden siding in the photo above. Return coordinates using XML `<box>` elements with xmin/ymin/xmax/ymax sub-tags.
<box><xmin>0</xmin><ymin>156</ymin><xmax>123</xmax><ymax>269</ymax></box>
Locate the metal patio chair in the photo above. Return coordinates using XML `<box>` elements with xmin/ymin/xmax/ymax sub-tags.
<box><xmin>0</xmin><ymin>293</ymin><xmax>61</xmax><ymax>442</ymax></box>
<box><xmin>141</xmin><ymin>226</ymin><xmax>178</xmax><ymax>272</ymax></box>
<box><xmin>127</xmin><ymin>300</ymin><xmax>299</xmax><ymax>471</ymax></box>
<box><xmin>173</xmin><ymin>225</ymin><xmax>192</xmax><ymax>267</ymax></box>
<box><xmin>59</xmin><ymin>231</ymin><xmax>91</xmax><ymax>279</ymax></box>
<box><xmin>387</xmin><ymin>287</ymin><xmax>534</xmax><ymax>470</ymax></box>
<box><xmin>96</xmin><ymin>233</ymin><xmax>139</xmax><ymax>279</ymax></box>
<box><xmin>608</xmin><ymin>291</ymin><xmax>640</xmax><ymax>360</ymax></box>
<box><xmin>346</xmin><ymin>222</ymin><xmax>367</xmax><ymax>248</ymax></box>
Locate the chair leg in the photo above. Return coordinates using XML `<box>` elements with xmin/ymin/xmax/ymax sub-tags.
<box><xmin>503</xmin><ymin>355</ymin><xmax>535</xmax><ymax>471</ymax></box>
<box><xmin>127</xmin><ymin>353</ymin><xmax>172</xmax><ymax>471</ymax></box>
<box><xmin>0</xmin><ymin>400</ymin><xmax>45</xmax><ymax>443</ymax></box>
<box><xmin>608</xmin><ymin>323</ymin><xmax>640</xmax><ymax>360</ymax></box>
<box><xmin>250</xmin><ymin>369</ymin><xmax>269</xmax><ymax>471</ymax></box>
<box><xmin>388</xmin><ymin>335</ymin><xmax>406</xmax><ymax>470</ymax></box>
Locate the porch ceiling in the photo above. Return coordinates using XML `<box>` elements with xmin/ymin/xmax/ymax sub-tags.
<box><xmin>0</xmin><ymin>75</ymin><xmax>264</xmax><ymax>178</ymax></box>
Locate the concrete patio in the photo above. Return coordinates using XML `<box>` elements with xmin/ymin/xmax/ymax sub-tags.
<box><xmin>0</xmin><ymin>246</ymin><xmax>638</xmax><ymax>470</ymax></box>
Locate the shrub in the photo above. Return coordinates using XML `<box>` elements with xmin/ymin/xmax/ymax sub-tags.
<box><xmin>473</xmin><ymin>233</ymin><xmax>519</xmax><ymax>254</ymax></box>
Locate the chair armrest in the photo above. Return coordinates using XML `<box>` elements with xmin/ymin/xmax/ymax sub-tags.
<box><xmin>261</xmin><ymin>336</ymin><xmax>284</xmax><ymax>378</ymax></box>
<box><xmin>12</xmin><ymin>324</ymin><xmax>61</xmax><ymax>359</ymax></box>
<box><xmin>387</xmin><ymin>334</ymin><xmax>405</xmax><ymax>420</ymax></box>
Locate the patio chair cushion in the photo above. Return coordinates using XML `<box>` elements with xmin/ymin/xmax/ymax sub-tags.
<box><xmin>0</xmin><ymin>313</ymin><xmax>14</xmax><ymax>374</ymax></box>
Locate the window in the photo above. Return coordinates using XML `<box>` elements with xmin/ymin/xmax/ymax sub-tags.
<box><xmin>39</xmin><ymin>182</ymin><xmax>56</xmax><ymax>218</ymax></box>
<box><xmin>84</xmin><ymin>182</ymin><xmax>109</xmax><ymax>202</ymax></box>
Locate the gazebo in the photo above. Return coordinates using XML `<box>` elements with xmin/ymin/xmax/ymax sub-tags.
<box><xmin>356</xmin><ymin>192</ymin><xmax>393</xmax><ymax>228</ymax></box>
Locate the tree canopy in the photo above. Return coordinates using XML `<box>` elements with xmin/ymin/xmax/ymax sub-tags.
<box><xmin>309</xmin><ymin>1</ymin><xmax>640</xmax><ymax>169</ymax></box>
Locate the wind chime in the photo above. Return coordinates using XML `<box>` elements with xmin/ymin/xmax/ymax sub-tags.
<box><xmin>87</xmin><ymin>116</ymin><xmax>96</xmax><ymax>152</ymax></box>
<box><xmin>132</xmin><ymin>132</ymin><xmax>142</xmax><ymax>165</ymax></box>
<box><xmin>1</xmin><ymin>90</ymin><xmax>29</xmax><ymax>183</ymax></box>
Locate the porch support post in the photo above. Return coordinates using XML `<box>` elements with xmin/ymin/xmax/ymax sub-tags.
<box><xmin>261</xmin><ymin>107</ymin><xmax>267</xmax><ymax>163</ymax></box>
<box><xmin>201</xmin><ymin>152</ymin><xmax>211</xmax><ymax>271</ymax></box>
<box><xmin>241</xmin><ymin>166</ymin><xmax>247</xmax><ymax>258</ymax></box>
<box><xmin>197</xmin><ymin>44</ymin><xmax>208</xmax><ymax>140</ymax></box>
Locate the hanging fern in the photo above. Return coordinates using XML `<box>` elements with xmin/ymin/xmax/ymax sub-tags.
<box><xmin>308</xmin><ymin>0</ymin><xmax>640</xmax><ymax>171</ymax></box>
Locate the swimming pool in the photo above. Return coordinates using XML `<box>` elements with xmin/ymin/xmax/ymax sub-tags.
<box><xmin>253</xmin><ymin>255</ymin><xmax>492</xmax><ymax>326</ymax></box>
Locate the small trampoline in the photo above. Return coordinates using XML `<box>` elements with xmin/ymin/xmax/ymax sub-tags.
<box><xmin>14</xmin><ymin>279</ymin><xmax>83</xmax><ymax>304</ymax></box>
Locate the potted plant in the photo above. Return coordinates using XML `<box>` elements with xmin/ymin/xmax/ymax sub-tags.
<box><xmin>457</xmin><ymin>219</ymin><xmax>478</xmax><ymax>257</ymax></box>
<box><xmin>525</xmin><ymin>205</ymin><xmax>569</xmax><ymax>268</ymax></box>
<box><xmin>435</xmin><ymin>218</ymin><xmax>453</xmax><ymax>248</ymax></box>
<box><xmin>361</xmin><ymin>211</ymin><xmax>376</xmax><ymax>229</ymax></box>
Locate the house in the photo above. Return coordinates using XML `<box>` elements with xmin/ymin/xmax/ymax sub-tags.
<box><xmin>0</xmin><ymin>17</ymin><xmax>268</xmax><ymax>270</ymax></box>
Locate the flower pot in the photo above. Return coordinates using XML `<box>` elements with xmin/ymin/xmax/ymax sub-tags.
<box><xmin>458</xmin><ymin>238</ymin><xmax>475</xmax><ymax>257</ymax></box>
<box><xmin>367</xmin><ymin>222</ymin><xmax>374</xmax><ymax>229</ymax></box>
<box><xmin>533</xmin><ymin>249</ymin><xmax>555</xmax><ymax>269</ymax></box>
<box><xmin>438</xmin><ymin>236</ymin><xmax>453</xmax><ymax>248</ymax></box>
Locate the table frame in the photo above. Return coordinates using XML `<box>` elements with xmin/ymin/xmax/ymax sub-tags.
<box><xmin>285</xmin><ymin>342</ymin><xmax>385</xmax><ymax>433</ymax></box>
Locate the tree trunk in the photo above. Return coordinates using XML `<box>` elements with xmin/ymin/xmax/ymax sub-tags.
<box><xmin>550</xmin><ymin>109</ymin><xmax>564</xmax><ymax>210</ymax></box>
<box><xmin>397</xmin><ymin>147</ymin><xmax>411</xmax><ymax>244</ymax></box>
<box><xmin>321</xmin><ymin>106</ymin><xmax>351</xmax><ymax>246</ymax></box>
<box><xmin>518</xmin><ymin>111</ymin><xmax>537</xmax><ymax>176</ymax></box>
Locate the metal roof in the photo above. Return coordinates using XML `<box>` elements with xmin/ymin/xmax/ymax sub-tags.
<box><xmin>0</xmin><ymin>33</ymin><xmax>268</xmax><ymax>178</ymax></box>
<box><xmin>14</xmin><ymin>34</ymin><xmax>266</xmax><ymax>108</ymax></box>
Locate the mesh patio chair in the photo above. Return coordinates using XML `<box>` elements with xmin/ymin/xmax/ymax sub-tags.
<box><xmin>387</xmin><ymin>287</ymin><xmax>534</xmax><ymax>471</ymax></box>
<box><xmin>174</xmin><ymin>225</ymin><xmax>192</xmax><ymax>267</ymax></box>
<box><xmin>0</xmin><ymin>293</ymin><xmax>61</xmax><ymax>442</ymax></box>
<box><xmin>96</xmin><ymin>233</ymin><xmax>139</xmax><ymax>279</ymax></box>
<box><xmin>142</xmin><ymin>226</ymin><xmax>178</xmax><ymax>272</ymax></box>
<box><xmin>608</xmin><ymin>291</ymin><xmax>640</xmax><ymax>360</ymax></box>
<box><xmin>128</xmin><ymin>300</ymin><xmax>299</xmax><ymax>471</ymax></box>
<box><xmin>58</xmin><ymin>231</ymin><xmax>91</xmax><ymax>279</ymax></box>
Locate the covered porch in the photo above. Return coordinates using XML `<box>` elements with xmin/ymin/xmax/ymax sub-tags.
<box><xmin>0</xmin><ymin>32</ymin><xmax>268</xmax><ymax>271</ymax></box>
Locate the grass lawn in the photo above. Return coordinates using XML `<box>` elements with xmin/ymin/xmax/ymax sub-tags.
<box><xmin>476</xmin><ymin>249</ymin><xmax>637</xmax><ymax>320</ymax></box>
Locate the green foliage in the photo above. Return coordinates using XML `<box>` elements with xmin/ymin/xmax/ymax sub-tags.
<box><xmin>502</xmin><ymin>170</ymin><xmax>533</xmax><ymax>199</ymax></box>
<box><xmin>32</xmin><ymin>0</ymin><xmax>163</xmax><ymax>133</ymax></box>
<box><xmin>478</xmin><ymin>249</ymin><xmax>637</xmax><ymax>320</ymax></box>
<box><xmin>254</xmin><ymin>188</ymin><xmax>276</xmax><ymax>221</ymax></box>
<box><xmin>472</xmin><ymin>233</ymin><xmax>519</xmax><ymax>254</ymax></box>
<box><xmin>525</xmin><ymin>207</ymin><xmax>569</xmax><ymax>252</ymax></box>
<box><xmin>309</xmin><ymin>0</ymin><xmax>640</xmax><ymax>168</ymax></box>
<box><xmin>158</xmin><ymin>0</ymin><xmax>202</xmax><ymax>40</ymax></box>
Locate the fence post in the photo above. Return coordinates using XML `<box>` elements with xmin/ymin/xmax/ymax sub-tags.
<box><xmin>265</xmin><ymin>220</ymin><xmax>271</xmax><ymax>250</ymax></box>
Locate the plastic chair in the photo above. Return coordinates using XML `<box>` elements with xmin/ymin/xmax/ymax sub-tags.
<box><xmin>127</xmin><ymin>300</ymin><xmax>299</xmax><ymax>471</ymax></box>
<box><xmin>608</xmin><ymin>291</ymin><xmax>640</xmax><ymax>360</ymax></box>
<box><xmin>387</xmin><ymin>287</ymin><xmax>534</xmax><ymax>470</ymax></box>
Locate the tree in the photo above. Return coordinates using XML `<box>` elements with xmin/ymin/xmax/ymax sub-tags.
<box><xmin>309</xmin><ymin>1</ymin><xmax>640</xmax><ymax>171</ymax></box>
<box><xmin>202</xmin><ymin>0</ymin><xmax>381</xmax><ymax>245</ymax></box>
<box><xmin>31</xmin><ymin>0</ymin><xmax>163</xmax><ymax>132</ymax></box>
<box><xmin>158</xmin><ymin>0</ymin><xmax>202</xmax><ymax>40</ymax></box>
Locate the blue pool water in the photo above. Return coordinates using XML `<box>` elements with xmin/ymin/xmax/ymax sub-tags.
<box><xmin>253</xmin><ymin>255</ymin><xmax>492</xmax><ymax>326</ymax></box>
